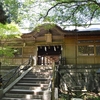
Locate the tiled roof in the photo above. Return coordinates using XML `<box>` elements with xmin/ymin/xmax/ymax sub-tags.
<box><xmin>22</xmin><ymin>24</ymin><xmax>100</xmax><ymax>38</ymax></box>
<box><xmin>64</xmin><ymin>30</ymin><xmax>100</xmax><ymax>36</ymax></box>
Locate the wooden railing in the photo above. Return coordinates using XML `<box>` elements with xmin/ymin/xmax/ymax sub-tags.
<box><xmin>1</xmin><ymin>55</ymin><xmax>33</xmax><ymax>89</ymax></box>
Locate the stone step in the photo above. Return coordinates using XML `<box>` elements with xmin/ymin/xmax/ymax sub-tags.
<box><xmin>16</xmin><ymin>83</ymin><xmax>48</xmax><ymax>88</ymax></box>
<box><xmin>9</xmin><ymin>89</ymin><xmax>43</xmax><ymax>95</ymax></box>
<box><xmin>19</xmin><ymin>80</ymin><xmax>38</xmax><ymax>83</ymax></box>
<box><xmin>13</xmin><ymin>86</ymin><xmax>48</xmax><ymax>90</ymax></box>
<box><xmin>2</xmin><ymin>97</ymin><xmax>42</xmax><ymax>100</ymax></box>
<box><xmin>22</xmin><ymin>78</ymin><xmax>49</xmax><ymax>81</ymax></box>
<box><xmin>19</xmin><ymin>80</ymin><xmax>49</xmax><ymax>84</ymax></box>
<box><xmin>4</xmin><ymin>93</ymin><xmax>42</xmax><ymax>98</ymax></box>
<box><xmin>16</xmin><ymin>83</ymin><xmax>41</xmax><ymax>86</ymax></box>
<box><xmin>25</xmin><ymin>73</ymin><xmax>49</xmax><ymax>78</ymax></box>
<box><xmin>25</xmin><ymin>74</ymin><xmax>37</xmax><ymax>76</ymax></box>
<box><xmin>1</xmin><ymin>66</ymin><xmax>52</xmax><ymax>100</ymax></box>
<box><xmin>26</xmin><ymin>72</ymin><xmax>36</xmax><ymax>75</ymax></box>
<box><xmin>28</xmin><ymin>70</ymin><xmax>49</xmax><ymax>74</ymax></box>
<box><xmin>25</xmin><ymin>75</ymin><xmax>47</xmax><ymax>78</ymax></box>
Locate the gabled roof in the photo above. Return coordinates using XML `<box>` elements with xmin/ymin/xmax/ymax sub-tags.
<box><xmin>21</xmin><ymin>23</ymin><xmax>65</xmax><ymax>39</ymax></box>
<box><xmin>21</xmin><ymin>23</ymin><xmax>100</xmax><ymax>39</ymax></box>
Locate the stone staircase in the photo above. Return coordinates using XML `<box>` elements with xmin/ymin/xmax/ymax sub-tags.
<box><xmin>1</xmin><ymin>65</ymin><xmax>53</xmax><ymax>100</ymax></box>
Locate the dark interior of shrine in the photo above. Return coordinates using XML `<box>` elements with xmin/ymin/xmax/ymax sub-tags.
<box><xmin>37</xmin><ymin>45</ymin><xmax>62</xmax><ymax>65</ymax></box>
<box><xmin>37</xmin><ymin>45</ymin><xmax>61</xmax><ymax>56</ymax></box>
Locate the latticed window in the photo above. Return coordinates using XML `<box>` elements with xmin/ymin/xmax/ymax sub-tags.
<box><xmin>78</xmin><ymin>45</ymin><xmax>94</xmax><ymax>56</ymax></box>
<box><xmin>78</xmin><ymin>40</ymin><xmax>94</xmax><ymax>43</ymax></box>
<box><xmin>96</xmin><ymin>45</ymin><xmax>100</xmax><ymax>56</ymax></box>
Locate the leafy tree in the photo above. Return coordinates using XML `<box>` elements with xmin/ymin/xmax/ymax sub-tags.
<box><xmin>39</xmin><ymin>0</ymin><xmax>100</xmax><ymax>28</ymax></box>
<box><xmin>14</xmin><ymin>0</ymin><xmax>100</xmax><ymax>30</ymax></box>
<box><xmin>1</xmin><ymin>0</ymin><xmax>100</xmax><ymax>30</ymax></box>
<box><xmin>0</xmin><ymin>0</ymin><xmax>19</xmax><ymax>24</ymax></box>
<box><xmin>0</xmin><ymin>2</ymin><xmax>9</xmax><ymax>24</ymax></box>
<box><xmin>0</xmin><ymin>0</ymin><xmax>21</xmax><ymax>62</ymax></box>
<box><xmin>0</xmin><ymin>22</ymin><xmax>21</xmax><ymax>65</ymax></box>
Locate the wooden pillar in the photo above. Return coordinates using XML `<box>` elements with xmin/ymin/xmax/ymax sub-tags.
<box><xmin>43</xmin><ymin>56</ymin><xmax>45</xmax><ymax>65</ymax></box>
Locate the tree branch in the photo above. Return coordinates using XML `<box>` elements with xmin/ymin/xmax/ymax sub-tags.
<box><xmin>39</xmin><ymin>0</ymin><xmax>99</xmax><ymax>20</ymax></box>
<box><xmin>89</xmin><ymin>7</ymin><xmax>99</xmax><ymax>25</ymax></box>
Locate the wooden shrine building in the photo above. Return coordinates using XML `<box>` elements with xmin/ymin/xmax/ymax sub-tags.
<box><xmin>1</xmin><ymin>23</ymin><xmax>100</xmax><ymax>69</ymax></box>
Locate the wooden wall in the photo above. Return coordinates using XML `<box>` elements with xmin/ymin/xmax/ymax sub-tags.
<box><xmin>63</xmin><ymin>36</ymin><xmax>76</xmax><ymax>64</ymax></box>
<box><xmin>63</xmin><ymin>36</ymin><xmax>100</xmax><ymax>64</ymax></box>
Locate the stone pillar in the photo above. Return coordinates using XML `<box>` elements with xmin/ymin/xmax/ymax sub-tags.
<box><xmin>43</xmin><ymin>89</ymin><xmax>51</xmax><ymax>100</ymax></box>
<box><xmin>54</xmin><ymin>88</ymin><xmax>58</xmax><ymax>100</ymax></box>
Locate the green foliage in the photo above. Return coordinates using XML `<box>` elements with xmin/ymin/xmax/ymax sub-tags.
<box><xmin>0</xmin><ymin>3</ymin><xmax>8</xmax><ymax>24</ymax></box>
<box><xmin>86</xmin><ymin>96</ymin><xmax>100</xmax><ymax>100</ymax></box>
<box><xmin>0</xmin><ymin>22</ymin><xmax>21</xmax><ymax>39</ymax></box>
<box><xmin>2</xmin><ymin>0</ymin><xmax>19</xmax><ymax>23</ymax></box>
<box><xmin>0</xmin><ymin>47</ymin><xmax>14</xmax><ymax>57</ymax></box>
<box><xmin>0</xmin><ymin>23</ymin><xmax>21</xmax><ymax>59</ymax></box>
<box><xmin>1</xmin><ymin>0</ymin><xmax>100</xmax><ymax>30</ymax></box>
<box><xmin>17</xmin><ymin>0</ymin><xmax>100</xmax><ymax>30</ymax></box>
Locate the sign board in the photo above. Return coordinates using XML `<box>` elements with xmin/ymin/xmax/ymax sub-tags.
<box><xmin>45</xmin><ymin>33</ymin><xmax>52</xmax><ymax>43</ymax></box>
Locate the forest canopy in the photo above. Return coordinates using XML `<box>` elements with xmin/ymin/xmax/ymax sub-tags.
<box><xmin>0</xmin><ymin>0</ymin><xmax>100</xmax><ymax>30</ymax></box>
